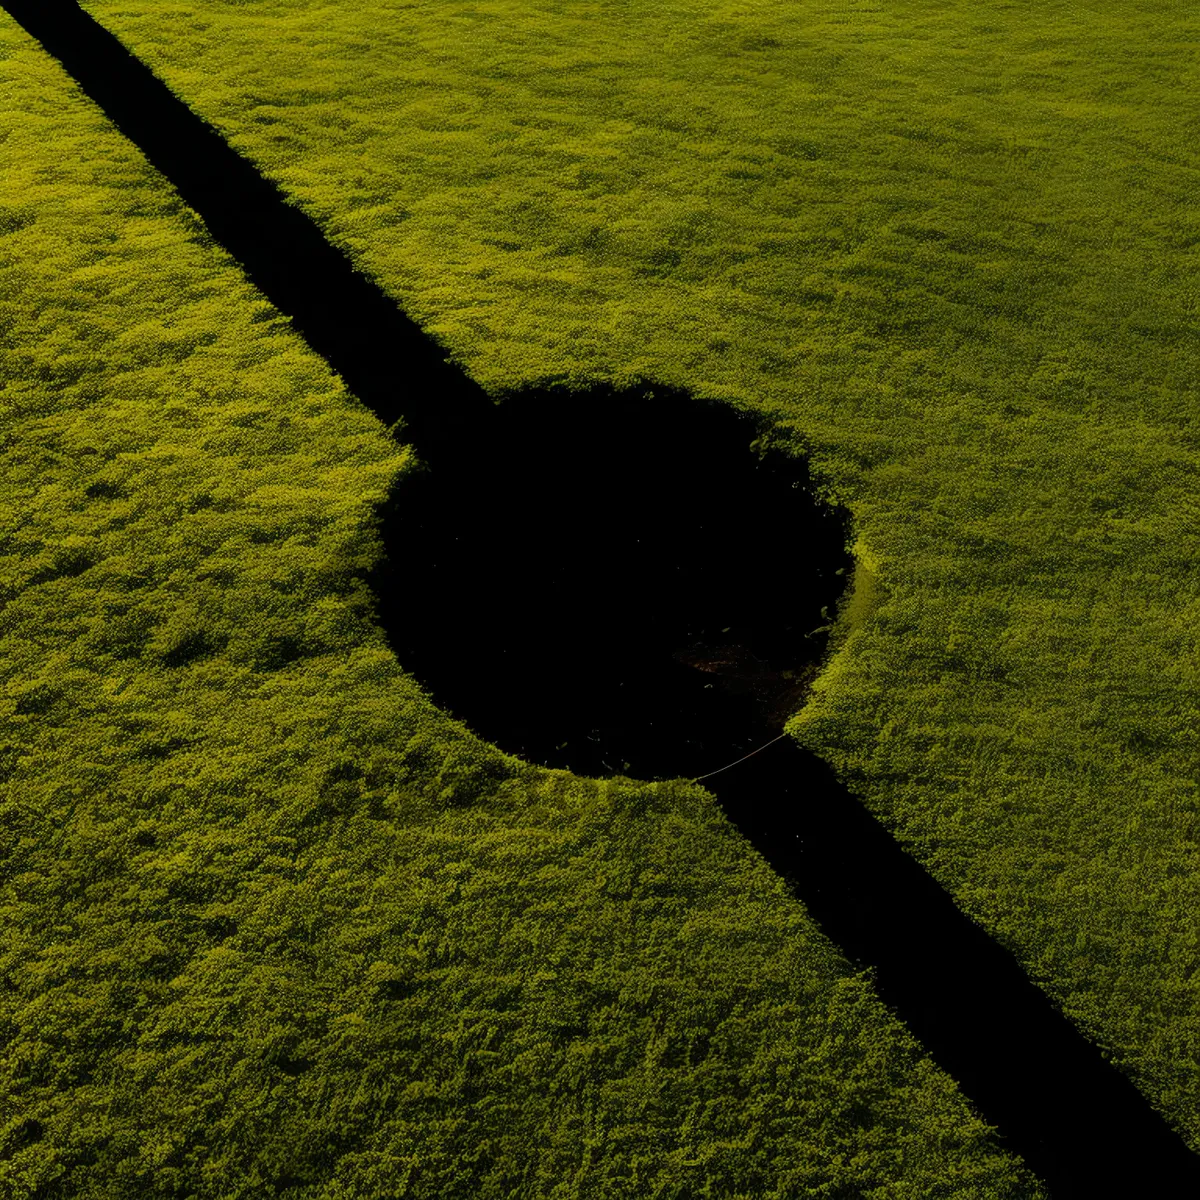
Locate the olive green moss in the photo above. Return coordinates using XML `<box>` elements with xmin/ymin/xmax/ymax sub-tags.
<box><xmin>76</xmin><ymin>0</ymin><xmax>1200</xmax><ymax>1149</ymax></box>
<box><xmin>0</xmin><ymin>17</ymin><xmax>1041</xmax><ymax>1198</ymax></box>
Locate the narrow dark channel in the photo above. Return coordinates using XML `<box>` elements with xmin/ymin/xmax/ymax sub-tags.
<box><xmin>10</xmin><ymin>2</ymin><xmax>1200</xmax><ymax>1196</ymax></box>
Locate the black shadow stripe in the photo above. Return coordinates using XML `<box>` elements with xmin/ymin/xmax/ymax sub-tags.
<box><xmin>3</xmin><ymin>0</ymin><xmax>497</xmax><ymax>467</ymax></box>
<box><xmin>6</xmin><ymin>2</ymin><xmax>1200</xmax><ymax>1195</ymax></box>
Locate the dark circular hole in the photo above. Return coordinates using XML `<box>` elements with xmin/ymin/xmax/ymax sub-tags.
<box><xmin>372</xmin><ymin>384</ymin><xmax>851</xmax><ymax>780</ymax></box>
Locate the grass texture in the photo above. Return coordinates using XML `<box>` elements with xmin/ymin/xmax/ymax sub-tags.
<box><xmin>75</xmin><ymin>0</ymin><xmax>1200</xmax><ymax>1150</ymax></box>
<box><xmin>0</xmin><ymin>16</ymin><xmax>1042</xmax><ymax>1198</ymax></box>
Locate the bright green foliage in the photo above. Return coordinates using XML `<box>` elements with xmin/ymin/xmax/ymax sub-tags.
<box><xmin>0</xmin><ymin>18</ymin><xmax>1040</xmax><ymax>1198</ymax></box>
<box><xmin>76</xmin><ymin>0</ymin><xmax>1200</xmax><ymax>1149</ymax></box>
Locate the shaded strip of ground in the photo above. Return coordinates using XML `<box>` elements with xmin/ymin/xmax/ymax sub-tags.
<box><xmin>4</xmin><ymin>0</ymin><xmax>497</xmax><ymax>468</ymax></box>
<box><xmin>7</xmin><ymin>2</ymin><xmax>1200</xmax><ymax>1195</ymax></box>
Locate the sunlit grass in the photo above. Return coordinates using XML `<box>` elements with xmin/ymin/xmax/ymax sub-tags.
<box><xmin>76</xmin><ymin>0</ymin><xmax>1200</xmax><ymax>1149</ymax></box>
<box><xmin>0</xmin><ymin>14</ymin><xmax>1044</xmax><ymax>1197</ymax></box>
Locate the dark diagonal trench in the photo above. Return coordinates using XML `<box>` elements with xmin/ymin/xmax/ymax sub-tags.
<box><xmin>10</xmin><ymin>2</ymin><xmax>1200</xmax><ymax>1195</ymax></box>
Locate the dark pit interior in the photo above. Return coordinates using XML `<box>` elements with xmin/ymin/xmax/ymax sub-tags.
<box><xmin>371</xmin><ymin>385</ymin><xmax>852</xmax><ymax>781</ymax></box>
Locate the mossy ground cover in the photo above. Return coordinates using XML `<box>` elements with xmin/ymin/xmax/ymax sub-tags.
<box><xmin>74</xmin><ymin>0</ymin><xmax>1200</xmax><ymax>1152</ymax></box>
<box><xmin>0</xmin><ymin>17</ymin><xmax>1041</xmax><ymax>1198</ymax></box>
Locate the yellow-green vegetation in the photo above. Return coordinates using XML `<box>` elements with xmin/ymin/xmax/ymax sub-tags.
<box><xmin>76</xmin><ymin>0</ymin><xmax>1200</xmax><ymax>1150</ymax></box>
<box><xmin>0</xmin><ymin>17</ymin><xmax>1042</xmax><ymax>1198</ymax></box>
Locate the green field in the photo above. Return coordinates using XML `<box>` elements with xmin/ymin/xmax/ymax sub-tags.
<box><xmin>0</xmin><ymin>15</ymin><xmax>1043</xmax><ymax>1197</ymax></box>
<box><xmin>72</xmin><ymin>0</ymin><xmax>1200</xmax><ymax>1154</ymax></box>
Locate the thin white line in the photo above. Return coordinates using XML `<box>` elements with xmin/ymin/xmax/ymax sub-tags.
<box><xmin>691</xmin><ymin>732</ymin><xmax>790</xmax><ymax>783</ymax></box>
